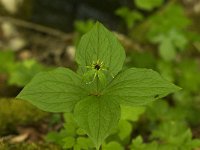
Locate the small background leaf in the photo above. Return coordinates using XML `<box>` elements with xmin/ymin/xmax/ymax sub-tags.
<box><xmin>135</xmin><ymin>0</ymin><xmax>164</xmax><ymax>11</ymax></box>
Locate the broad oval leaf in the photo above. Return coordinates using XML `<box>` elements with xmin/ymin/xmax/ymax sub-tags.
<box><xmin>75</xmin><ymin>22</ymin><xmax>126</xmax><ymax>77</ymax></box>
<box><xmin>17</xmin><ymin>67</ymin><xmax>88</xmax><ymax>112</ymax></box>
<box><xmin>103</xmin><ymin>68</ymin><xmax>181</xmax><ymax>106</ymax></box>
<box><xmin>74</xmin><ymin>95</ymin><xmax>120</xmax><ymax>149</ymax></box>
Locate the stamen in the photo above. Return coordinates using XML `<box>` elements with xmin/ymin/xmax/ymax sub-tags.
<box><xmin>94</xmin><ymin>64</ymin><xmax>100</xmax><ymax>70</ymax></box>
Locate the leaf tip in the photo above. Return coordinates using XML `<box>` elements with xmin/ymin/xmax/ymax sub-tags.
<box><xmin>93</xmin><ymin>140</ymin><xmax>103</xmax><ymax>150</ymax></box>
<box><xmin>16</xmin><ymin>92</ymin><xmax>22</xmax><ymax>99</ymax></box>
<box><xmin>95</xmin><ymin>21</ymin><xmax>102</xmax><ymax>26</ymax></box>
<box><xmin>172</xmin><ymin>84</ymin><xmax>182</xmax><ymax>92</ymax></box>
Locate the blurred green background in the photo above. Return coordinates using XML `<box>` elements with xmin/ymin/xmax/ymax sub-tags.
<box><xmin>0</xmin><ymin>0</ymin><xmax>200</xmax><ymax>149</ymax></box>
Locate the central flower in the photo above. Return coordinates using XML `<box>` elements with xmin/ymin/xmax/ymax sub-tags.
<box><xmin>91</xmin><ymin>59</ymin><xmax>105</xmax><ymax>71</ymax></box>
<box><xmin>94</xmin><ymin>64</ymin><xmax>100</xmax><ymax>70</ymax></box>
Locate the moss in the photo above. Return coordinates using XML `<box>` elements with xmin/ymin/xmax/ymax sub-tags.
<box><xmin>0</xmin><ymin>141</ymin><xmax>61</xmax><ymax>150</ymax></box>
<box><xmin>0</xmin><ymin>98</ymin><xmax>48</xmax><ymax>135</ymax></box>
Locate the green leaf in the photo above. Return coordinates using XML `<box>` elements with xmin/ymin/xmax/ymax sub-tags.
<box><xmin>178</xmin><ymin>60</ymin><xmax>200</xmax><ymax>92</ymax></box>
<box><xmin>74</xmin><ymin>20</ymin><xmax>95</xmax><ymax>35</ymax></box>
<box><xmin>63</xmin><ymin>114</ymin><xmax>78</xmax><ymax>137</ymax></box>
<box><xmin>74</xmin><ymin>95</ymin><xmax>120</xmax><ymax>149</ymax></box>
<box><xmin>169</xmin><ymin>29</ymin><xmax>188</xmax><ymax>50</ymax></box>
<box><xmin>102</xmin><ymin>141</ymin><xmax>124</xmax><ymax>150</ymax></box>
<box><xmin>45</xmin><ymin>131</ymin><xmax>68</xmax><ymax>146</ymax></box>
<box><xmin>147</xmin><ymin>4</ymin><xmax>191</xmax><ymax>38</ymax></box>
<box><xmin>151</xmin><ymin>121</ymin><xmax>200</xmax><ymax>149</ymax></box>
<box><xmin>76</xmin><ymin>137</ymin><xmax>94</xmax><ymax>149</ymax></box>
<box><xmin>9</xmin><ymin>59</ymin><xmax>46</xmax><ymax>86</ymax></box>
<box><xmin>76</xmin><ymin>128</ymin><xmax>86</xmax><ymax>136</ymax></box>
<box><xmin>187</xmin><ymin>139</ymin><xmax>200</xmax><ymax>150</ymax></box>
<box><xmin>135</xmin><ymin>0</ymin><xmax>164</xmax><ymax>11</ymax></box>
<box><xmin>131</xmin><ymin>136</ymin><xmax>148</xmax><ymax>150</ymax></box>
<box><xmin>63</xmin><ymin>124</ymin><xmax>77</xmax><ymax>136</ymax></box>
<box><xmin>157</xmin><ymin>60</ymin><xmax>175</xmax><ymax>82</ymax></box>
<box><xmin>121</xmin><ymin>106</ymin><xmax>145</xmax><ymax>121</ymax></box>
<box><xmin>151</xmin><ymin>29</ymin><xmax>188</xmax><ymax>61</ymax></box>
<box><xmin>115</xmin><ymin>7</ymin><xmax>143</xmax><ymax>29</ymax></box>
<box><xmin>75</xmin><ymin>22</ymin><xmax>126</xmax><ymax>77</ymax></box>
<box><xmin>17</xmin><ymin>67</ymin><xmax>88</xmax><ymax>112</ymax></box>
<box><xmin>151</xmin><ymin>121</ymin><xmax>188</xmax><ymax>142</ymax></box>
<box><xmin>73</xmin><ymin>144</ymin><xmax>81</xmax><ymax>150</ymax></box>
<box><xmin>159</xmin><ymin>38</ymin><xmax>176</xmax><ymax>61</ymax></box>
<box><xmin>118</xmin><ymin>120</ymin><xmax>132</xmax><ymax>141</ymax></box>
<box><xmin>0</xmin><ymin>50</ymin><xmax>16</xmax><ymax>73</ymax></box>
<box><xmin>130</xmin><ymin>136</ymin><xmax>158</xmax><ymax>150</ymax></box>
<box><xmin>103</xmin><ymin>68</ymin><xmax>181</xmax><ymax>106</ymax></box>
<box><xmin>62</xmin><ymin>136</ymin><xmax>75</xmax><ymax>149</ymax></box>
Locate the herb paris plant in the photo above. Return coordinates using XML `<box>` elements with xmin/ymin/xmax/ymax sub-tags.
<box><xmin>17</xmin><ymin>22</ymin><xmax>180</xmax><ymax>149</ymax></box>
